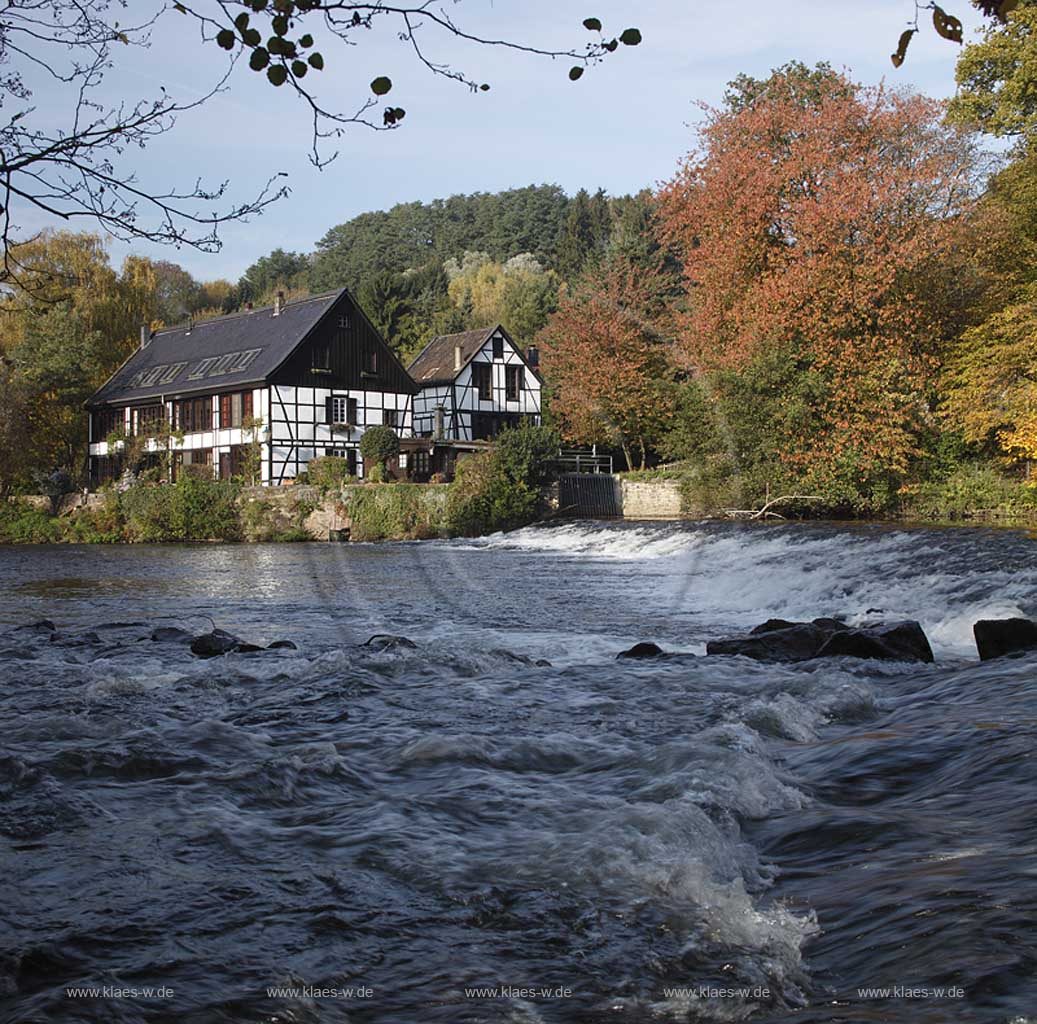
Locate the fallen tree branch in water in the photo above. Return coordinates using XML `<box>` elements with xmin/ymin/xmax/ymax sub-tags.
<box><xmin>725</xmin><ymin>495</ymin><xmax>825</xmax><ymax>520</ymax></box>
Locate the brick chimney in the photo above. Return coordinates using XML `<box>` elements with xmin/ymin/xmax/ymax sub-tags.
<box><xmin>454</xmin><ymin>344</ymin><xmax>463</xmax><ymax>372</ymax></box>
<box><xmin>139</xmin><ymin>323</ymin><xmax>150</xmax><ymax>350</ymax></box>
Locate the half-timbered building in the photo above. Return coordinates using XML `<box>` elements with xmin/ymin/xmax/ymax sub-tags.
<box><xmin>408</xmin><ymin>325</ymin><xmax>542</xmax><ymax>441</ymax></box>
<box><xmin>86</xmin><ymin>289</ymin><xmax>415</xmax><ymax>486</ymax></box>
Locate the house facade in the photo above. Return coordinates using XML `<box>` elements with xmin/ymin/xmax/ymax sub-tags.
<box><xmin>86</xmin><ymin>289</ymin><xmax>415</xmax><ymax>486</ymax></box>
<box><xmin>408</xmin><ymin>325</ymin><xmax>542</xmax><ymax>441</ymax></box>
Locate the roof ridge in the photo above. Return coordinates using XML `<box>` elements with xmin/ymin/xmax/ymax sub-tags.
<box><xmin>151</xmin><ymin>289</ymin><xmax>342</xmax><ymax>336</ymax></box>
<box><xmin>428</xmin><ymin>325</ymin><xmax>496</xmax><ymax>343</ymax></box>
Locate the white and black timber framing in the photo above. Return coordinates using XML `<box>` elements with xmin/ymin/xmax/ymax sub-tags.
<box><xmin>85</xmin><ymin>289</ymin><xmax>416</xmax><ymax>486</ymax></box>
<box><xmin>408</xmin><ymin>325</ymin><xmax>542</xmax><ymax>441</ymax></box>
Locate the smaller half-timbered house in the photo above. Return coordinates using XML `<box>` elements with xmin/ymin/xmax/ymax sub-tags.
<box><xmin>86</xmin><ymin>289</ymin><xmax>415</xmax><ymax>486</ymax></box>
<box><xmin>408</xmin><ymin>325</ymin><xmax>542</xmax><ymax>441</ymax></box>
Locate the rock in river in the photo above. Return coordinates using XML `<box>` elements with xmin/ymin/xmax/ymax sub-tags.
<box><xmin>708</xmin><ymin>617</ymin><xmax>934</xmax><ymax>664</ymax></box>
<box><xmin>815</xmin><ymin>620</ymin><xmax>934</xmax><ymax>663</ymax></box>
<box><xmin>190</xmin><ymin>630</ymin><xmax>241</xmax><ymax>658</ymax></box>
<box><xmin>616</xmin><ymin>642</ymin><xmax>666</xmax><ymax>660</ymax></box>
<box><xmin>973</xmin><ymin>617</ymin><xmax>1037</xmax><ymax>661</ymax></box>
<box><xmin>362</xmin><ymin>634</ymin><xmax>418</xmax><ymax>652</ymax></box>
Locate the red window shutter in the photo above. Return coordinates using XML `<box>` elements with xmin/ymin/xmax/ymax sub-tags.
<box><xmin>243</xmin><ymin>390</ymin><xmax>253</xmax><ymax>419</ymax></box>
<box><xmin>220</xmin><ymin>394</ymin><xmax>231</xmax><ymax>429</ymax></box>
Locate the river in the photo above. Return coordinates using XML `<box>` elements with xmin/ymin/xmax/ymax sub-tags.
<box><xmin>1</xmin><ymin>520</ymin><xmax>1036</xmax><ymax>1023</ymax></box>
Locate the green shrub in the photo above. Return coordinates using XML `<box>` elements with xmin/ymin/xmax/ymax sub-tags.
<box><xmin>493</xmin><ymin>422</ymin><xmax>560</xmax><ymax>488</ymax></box>
<box><xmin>0</xmin><ymin>500</ymin><xmax>62</xmax><ymax>543</ymax></box>
<box><xmin>120</xmin><ymin>476</ymin><xmax>241</xmax><ymax>542</ymax></box>
<box><xmin>348</xmin><ymin>483</ymin><xmax>448</xmax><ymax>541</ymax></box>
<box><xmin>444</xmin><ymin>423</ymin><xmax>561</xmax><ymax>536</ymax></box>
<box><xmin>898</xmin><ymin>465</ymin><xmax>1037</xmax><ymax>520</ymax></box>
<box><xmin>445</xmin><ymin>454</ymin><xmax>539</xmax><ymax>536</ymax></box>
<box><xmin>359</xmin><ymin>425</ymin><xmax>399</xmax><ymax>475</ymax></box>
<box><xmin>63</xmin><ymin>491</ymin><xmax>124</xmax><ymax>543</ymax></box>
<box><xmin>306</xmin><ymin>456</ymin><xmax>353</xmax><ymax>493</ymax></box>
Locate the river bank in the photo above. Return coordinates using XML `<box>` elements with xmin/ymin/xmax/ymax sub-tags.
<box><xmin>0</xmin><ymin>481</ymin><xmax>452</xmax><ymax>544</ymax></box>
<box><xmin>3</xmin><ymin>472</ymin><xmax>1037</xmax><ymax>545</ymax></box>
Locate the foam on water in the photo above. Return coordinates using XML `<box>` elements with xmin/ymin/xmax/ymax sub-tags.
<box><xmin>460</xmin><ymin>521</ymin><xmax>1037</xmax><ymax>658</ymax></box>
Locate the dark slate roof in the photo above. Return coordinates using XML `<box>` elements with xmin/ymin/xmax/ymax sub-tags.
<box><xmin>407</xmin><ymin>326</ymin><xmax>496</xmax><ymax>385</ymax></box>
<box><xmin>88</xmin><ymin>290</ymin><xmax>343</xmax><ymax>406</ymax></box>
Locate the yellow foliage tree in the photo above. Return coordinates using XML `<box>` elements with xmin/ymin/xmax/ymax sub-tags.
<box><xmin>941</xmin><ymin>285</ymin><xmax>1037</xmax><ymax>465</ymax></box>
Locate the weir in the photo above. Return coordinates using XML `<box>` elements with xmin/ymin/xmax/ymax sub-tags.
<box><xmin>558</xmin><ymin>473</ymin><xmax>622</xmax><ymax>518</ymax></box>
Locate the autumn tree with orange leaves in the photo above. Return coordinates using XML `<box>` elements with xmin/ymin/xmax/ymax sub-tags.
<box><xmin>538</xmin><ymin>257</ymin><xmax>678</xmax><ymax>471</ymax></box>
<box><xmin>657</xmin><ymin>62</ymin><xmax>983</xmax><ymax>508</ymax></box>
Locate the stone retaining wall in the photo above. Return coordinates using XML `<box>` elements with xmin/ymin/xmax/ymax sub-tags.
<box><xmin>618</xmin><ymin>479</ymin><xmax>684</xmax><ymax>519</ymax></box>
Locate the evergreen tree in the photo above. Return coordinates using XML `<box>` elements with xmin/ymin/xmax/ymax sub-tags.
<box><xmin>554</xmin><ymin>188</ymin><xmax>612</xmax><ymax>281</ymax></box>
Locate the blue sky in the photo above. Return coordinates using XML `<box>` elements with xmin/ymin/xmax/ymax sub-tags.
<box><xmin>26</xmin><ymin>1</ymin><xmax>990</xmax><ymax>282</ymax></box>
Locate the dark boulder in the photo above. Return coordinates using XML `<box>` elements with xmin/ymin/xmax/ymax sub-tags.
<box><xmin>616</xmin><ymin>642</ymin><xmax>666</xmax><ymax>660</ymax></box>
<box><xmin>707</xmin><ymin>621</ymin><xmax>839</xmax><ymax>663</ymax></box>
<box><xmin>190</xmin><ymin>630</ymin><xmax>240</xmax><ymax>658</ymax></box>
<box><xmin>267</xmin><ymin>640</ymin><xmax>298</xmax><ymax>651</ymax></box>
<box><xmin>233</xmin><ymin>643</ymin><xmax>264</xmax><ymax>653</ymax></box>
<box><xmin>816</xmin><ymin>621</ymin><xmax>934</xmax><ymax>663</ymax></box>
<box><xmin>489</xmin><ymin>648</ymin><xmax>552</xmax><ymax>667</ymax></box>
<box><xmin>151</xmin><ymin>626</ymin><xmax>192</xmax><ymax>643</ymax></box>
<box><xmin>362</xmin><ymin>634</ymin><xmax>418</xmax><ymax>652</ymax></box>
<box><xmin>707</xmin><ymin>616</ymin><xmax>932</xmax><ymax>664</ymax></box>
<box><xmin>973</xmin><ymin>618</ymin><xmax>1037</xmax><ymax>661</ymax></box>
<box><xmin>748</xmin><ymin>619</ymin><xmax>802</xmax><ymax>635</ymax></box>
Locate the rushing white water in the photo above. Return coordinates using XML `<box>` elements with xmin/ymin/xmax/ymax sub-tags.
<box><xmin>458</xmin><ymin>521</ymin><xmax>1037</xmax><ymax>658</ymax></box>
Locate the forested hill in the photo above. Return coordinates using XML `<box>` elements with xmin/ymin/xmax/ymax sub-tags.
<box><xmin>309</xmin><ymin>184</ymin><xmax>575</xmax><ymax>290</ymax></box>
<box><xmin>230</xmin><ymin>183</ymin><xmax>652</xmax><ymax>363</ymax></box>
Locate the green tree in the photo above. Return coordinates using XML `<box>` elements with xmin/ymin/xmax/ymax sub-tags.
<box><xmin>359</xmin><ymin>425</ymin><xmax>400</xmax><ymax>480</ymax></box>
<box><xmin>151</xmin><ymin>261</ymin><xmax>201</xmax><ymax>325</ymax></box>
<box><xmin>554</xmin><ymin>188</ymin><xmax>612</xmax><ymax>281</ymax></box>
<box><xmin>947</xmin><ymin>2</ymin><xmax>1037</xmax><ymax>145</ymax></box>
<box><xmin>0</xmin><ymin>231</ymin><xmax>158</xmax><ymax>483</ymax></box>
<box><xmin>446</xmin><ymin>255</ymin><xmax>559</xmax><ymax>346</ymax></box>
<box><xmin>0</xmin><ymin>362</ymin><xmax>32</xmax><ymax>496</ymax></box>
<box><xmin>311</xmin><ymin>186</ymin><xmax>573</xmax><ymax>292</ymax></box>
<box><xmin>239</xmin><ymin>248</ymin><xmax>310</xmax><ymax>305</ymax></box>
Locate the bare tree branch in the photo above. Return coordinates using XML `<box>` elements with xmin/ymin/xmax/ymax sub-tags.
<box><xmin>0</xmin><ymin>1</ymin><xmax>642</xmax><ymax>282</ymax></box>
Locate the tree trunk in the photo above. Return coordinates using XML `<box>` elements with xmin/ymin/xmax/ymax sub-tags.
<box><xmin>621</xmin><ymin>442</ymin><xmax>634</xmax><ymax>473</ymax></box>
